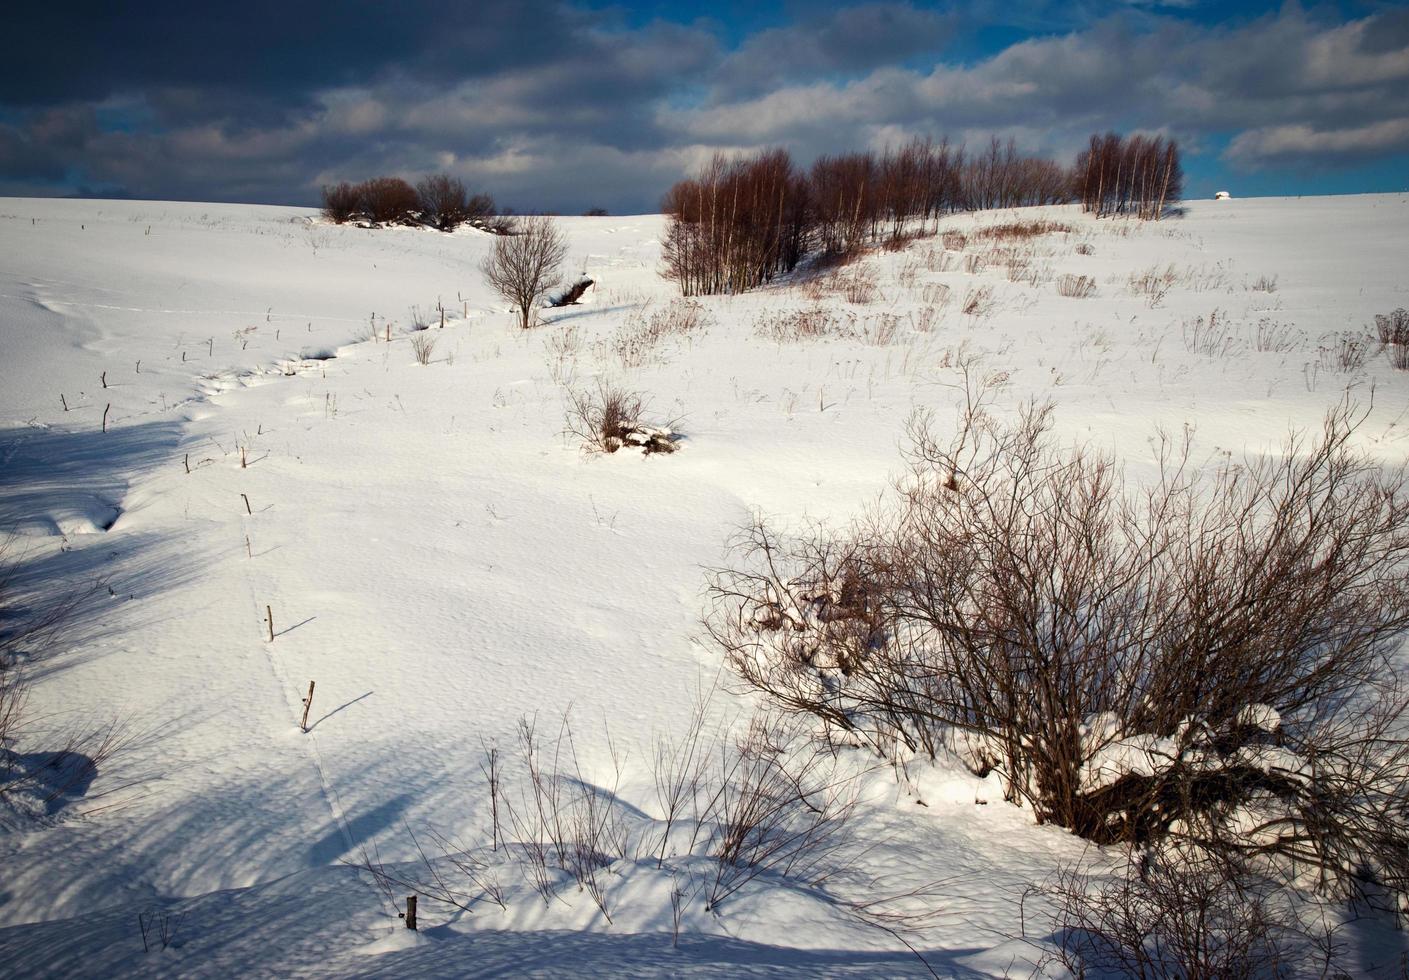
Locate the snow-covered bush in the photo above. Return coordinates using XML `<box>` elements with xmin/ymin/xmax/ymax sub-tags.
<box><xmin>707</xmin><ymin>366</ymin><xmax>1409</xmax><ymax>912</ymax></box>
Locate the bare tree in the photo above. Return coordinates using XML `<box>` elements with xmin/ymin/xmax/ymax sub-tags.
<box><xmin>482</xmin><ymin>215</ymin><xmax>568</xmax><ymax>330</ymax></box>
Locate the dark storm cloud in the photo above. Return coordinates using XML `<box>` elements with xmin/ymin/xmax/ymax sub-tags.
<box><xmin>1</xmin><ymin>1</ymin><xmax>593</xmax><ymax>112</ymax></box>
<box><xmin>0</xmin><ymin>2</ymin><xmax>1405</xmax><ymax>209</ymax></box>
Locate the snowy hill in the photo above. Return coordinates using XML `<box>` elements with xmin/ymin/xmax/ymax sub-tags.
<box><xmin>2</xmin><ymin>194</ymin><xmax>1408</xmax><ymax>976</ymax></box>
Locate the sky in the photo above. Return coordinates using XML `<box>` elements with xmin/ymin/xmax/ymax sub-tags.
<box><xmin>1</xmin><ymin>1</ymin><xmax>1406</xmax><ymax>212</ymax></box>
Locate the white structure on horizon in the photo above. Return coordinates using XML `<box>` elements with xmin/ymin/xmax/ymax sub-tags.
<box><xmin>1215</xmin><ymin>191</ymin><xmax>1232</xmax><ymax>200</ymax></box>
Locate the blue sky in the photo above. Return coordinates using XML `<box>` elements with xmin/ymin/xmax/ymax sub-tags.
<box><xmin>1</xmin><ymin>1</ymin><xmax>1405</xmax><ymax>210</ymax></box>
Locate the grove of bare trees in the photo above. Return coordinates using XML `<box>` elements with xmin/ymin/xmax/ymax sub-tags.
<box><xmin>663</xmin><ymin>132</ymin><xmax>1183</xmax><ymax>295</ymax></box>
<box><xmin>321</xmin><ymin>173</ymin><xmax>500</xmax><ymax>231</ymax></box>
<box><xmin>1074</xmin><ymin>132</ymin><xmax>1184</xmax><ymax>220</ymax></box>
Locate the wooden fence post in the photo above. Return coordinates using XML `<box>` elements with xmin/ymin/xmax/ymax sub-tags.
<box><xmin>405</xmin><ymin>895</ymin><xmax>417</xmax><ymax>930</ymax></box>
<box><xmin>300</xmin><ymin>681</ymin><xmax>315</xmax><ymax>732</ymax></box>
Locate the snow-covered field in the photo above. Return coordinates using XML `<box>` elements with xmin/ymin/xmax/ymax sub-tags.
<box><xmin>1</xmin><ymin>193</ymin><xmax>1407</xmax><ymax>976</ymax></box>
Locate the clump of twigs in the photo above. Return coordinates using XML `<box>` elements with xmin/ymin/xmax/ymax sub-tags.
<box><xmin>409</xmin><ymin>332</ymin><xmax>436</xmax><ymax>365</ymax></box>
<box><xmin>1055</xmin><ymin>273</ymin><xmax>1096</xmax><ymax>298</ymax></box>
<box><xmin>565</xmin><ymin>381</ymin><xmax>678</xmax><ymax>455</ymax></box>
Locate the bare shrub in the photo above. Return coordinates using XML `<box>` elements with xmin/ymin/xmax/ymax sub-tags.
<box><xmin>1249</xmin><ymin>274</ymin><xmax>1279</xmax><ymax>293</ymax></box>
<box><xmin>703</xmin><ymin>716</ymin><xmax>860</xmax><ymax>911</ymax></box>
<box><xmin>1074</xmin><ymin>242</ymin><xmax>1095</xmax><ymax>255</ymax></box>
<box><xmin>409</xmin><ymin>332</ymin><xmax>436</xmax><ymax>365</ymax></box>
<box><xmin>1014</xmin><ymin>261</ymin><xmax>1053</xmax><ymax>288</ymax></box>
<box><xmin>1033</xmin><ymin>849</ymin><xmax>1333</xmax><ymax>979</ymax></box>
<box><xmin>482</xmin><ymin>215</ymin><xmax>568</xmax><ymax>331</ymax></box>
<box><xmin>321</xmin><ymin>182</ymin><xmax>361</xmax><ymax>223</ymax></box>
<box><xmin>1055</xmin><ymin>273</ymin><xmax>1096</xmax><ymax>298</ymax></box>
<box><xmin>484</xmin><ymin>213</ymin><xmax>518</xmax><ymax>236</ymax></box>
<box><xmin>896</xmin><ymin>254</ymin><xmax>924</xmax><ymax>290</ymax></box>
<box><xmin>707</xmin><ymin>374</ymin><xmax>1409</xmax><ymax>913</ymax></box>
<box><xmin>1380</xmin><ymin>307</ymin><xmax>1409</xmax><ymax>369</ymax></box>
<box><xmin>941</xmin><ymin>230</ymin><xmax>967</xmax><ymax>251</ymax></box>
<box><xmin>838</xmin><ymin>268</ymin><xmax>878</xmax><ymax>304</ymax></box>
<box><xmin>417</xmin><ymin>174</ymin><xmax>494</xmax><ymax>232</ymax></box>
<box><xmin>912</xmin><ymin>305</ymin><xmax>943</xmax><ymax>333</ymax></box>
<box><xmin>1129</xmin><ymin>264</ymin><xmax>1179</xmax><ymax>306</ymax></box>
<box><xmin>545</xmin><ymin>324</ymin><xmax>583</xmax><ymax>385</ymax></box>
<box><xmin>565</xmin><ymin>381</ymin><xmax>676</xmax><ymax>455</ymax></box>
<box><xmin>1375</xmin><ymin>308</ymin><xmax>1409</xmax><ymax>346</ymax></box>
<box><xmin>920</xmin><ymin>282</ymin><xmax>951</xmax><ymax>306</ymax></box>
<box><xmin>359</xmin><ymin>177</ymin><xmax>420</xmax><ymax>225</ymax></box>
<box><xmin>927</xmin><ymin>250</ymin><xmax>958</xmax><ymax>273</ymax></box>
<box><xmin>859</xmin><ymin>313</ymin><xmax>902</xmax><ymax>346</ymax></box>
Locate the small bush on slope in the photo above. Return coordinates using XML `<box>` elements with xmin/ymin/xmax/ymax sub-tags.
<box><xmin>359</xmin><ymin>177</ymin><xmax>420</xmax><ymax>225</ymax></box>
<box><xmin>565</xmin><ymin>381</ymin><xmax>677</xmax><ymax>455</ymax></box>
<box><xmin>416</xmin><ymin>174</ymin><xmax>495</xmax><ymax>232</ymax></box>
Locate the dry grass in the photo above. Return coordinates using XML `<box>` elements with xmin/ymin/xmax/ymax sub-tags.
<box><xmin>1056</xmin><ymin>274</ymin><xmax>1097</xmax><ymax>298</ymax></box>
<box><xmin>1319</xmin><ymin>332</ymin><xmax>1372</xmax><ymax>373</ymax></box>
<box><xmin>755</xmin><ymin>308</ymin><xmax>849</xmax><ymax>343</ymax></box>
<box><xmin>1252</xmin><ymin>318</ymin><xmax>1300</xmax><ymax>353</ymax></box>
<box><xmin>974</xmin><ymin>220</ymin><xmax>1071</xmax><ymax>241</ymax></box>
<box><xmin>920</xmin><ymin>282</ymin><xmax>951</xmax><ymax>306</ymax></box>
<box><xmin>611</xmin><ymin>299</ymin><xmax>712</xmax><ymax>368</ymax></box>
<box><xmin>410</xmin><ymin>332</ymin><xmax>437</xmax><ymax>365</ymax></box>
<box><xmin>961</xmin><ymin>285</ymin><xmax>994</xmax><ymax>316</ymax></box>
<box><xmin>1181</xmin><ymin>310</ymin><xmax>1239</xmax><ymax>357</ymax></box>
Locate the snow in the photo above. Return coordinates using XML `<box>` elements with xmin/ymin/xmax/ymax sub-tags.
<box><xmin>2</xmin><ymin>193</ymin><xmax>1408</xmax><ymax>975</ymax></box>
